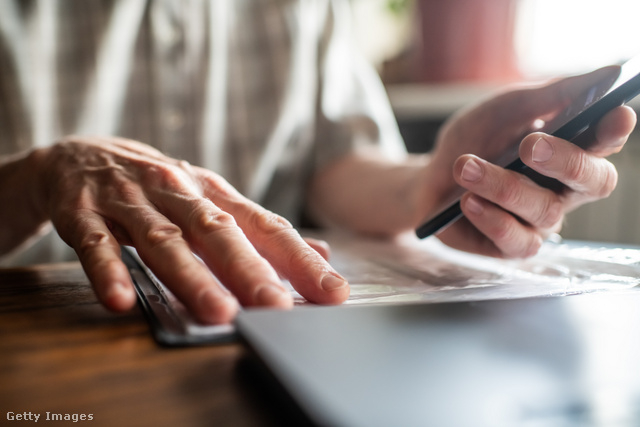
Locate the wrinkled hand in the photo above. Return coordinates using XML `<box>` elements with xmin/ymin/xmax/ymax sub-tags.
<box><xmin>427</xmin><ymin>67</ymin><xmax>637</xmax><ymax>257</ymax></box>
<box><xmin>32</xmin><ymin>136</ymin><xmax>349</xmax><ymax>323</ymax></box>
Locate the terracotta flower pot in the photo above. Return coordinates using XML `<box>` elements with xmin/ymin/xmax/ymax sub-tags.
<box><xmin>415</xmin><ymin>0</ymin><xmax>521</xmax><ymax>82</ymax></box>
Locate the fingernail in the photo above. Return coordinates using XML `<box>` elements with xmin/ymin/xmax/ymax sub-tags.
<box><xmin>197</xmin><ymin>289</ymin><xmax>239</xmax><ymax>324</ymax></box>
<box><xmin>255</xmin><ymin>285</ymin><xmax>292</xmax><ymax>307</ymax></box>
<box><xmin>321</xmin><ymin>274</ymin><xmax>348</xmax><ymax>292</ymax></box>
<box><xmin>461</xmin><ymin>158</ymin><xmax>483</xmax><ymax>182</ymax></box>
<box><xmin>532</xmin><ymin>137</ymin><xmax>554</xmax><ymax>163</ymax></box>
<box><xmin>466</xmin><ymin>195</ymin><xmax>484</xmax><ymax>215</ymax></box>
<box><xmin>199</xmin><ymin>289</ymin><xmax>235</xmax><ymax>313</ymax></box>
<box><xmin>105</xmin><ymin>281</ymin><xmax>133</xmax><ymax>304</ymax></box>
<box><xmin>608</xmin><ymin>136</ymin><xmax>627</xmax><ymax>149</ymax></box>
<box><xmin>108</xmin><ymin>281</ymin><xmax>127</xmax><ymax>296</ymax></box>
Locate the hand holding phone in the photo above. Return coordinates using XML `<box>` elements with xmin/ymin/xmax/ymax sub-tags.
<box><xmin>416</xmin><ymin>55</ymin><xmax>640</xmax><ymax>239</ymax></box>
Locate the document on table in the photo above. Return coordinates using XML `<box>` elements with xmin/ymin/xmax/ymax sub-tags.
<box><xmin>123</xmin><ymin>232</ymin><xmax>640</xmax><ymax>346</ymax></box>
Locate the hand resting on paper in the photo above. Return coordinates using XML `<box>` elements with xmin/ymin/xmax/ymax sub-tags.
<box><xmin>0</xmin><ymin>137</ymin><xmax>348</xmax><ymax>324</ymax></box>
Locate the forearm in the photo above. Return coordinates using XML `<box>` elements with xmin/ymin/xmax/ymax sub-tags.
<box><xmin>307</xmin><ymin>148</ymin><xmax>438</xmax><ymax>236</ymax></box>
<box><xmin>0</xmin><ymin>150</ymin><xmax>50</xmax><ymax>256</ymax></box>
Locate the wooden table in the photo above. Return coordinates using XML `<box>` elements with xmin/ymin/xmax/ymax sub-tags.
<box><xmin>0</xmin><ymin>263</ymin><xmax>286</xmax><ymax>427</ymax></box>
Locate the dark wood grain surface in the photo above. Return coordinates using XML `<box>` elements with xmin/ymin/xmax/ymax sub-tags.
<box><xmin>0</xmin><ymin>263</ymin><xmax>283</xmax><ymax>427</ymax></box>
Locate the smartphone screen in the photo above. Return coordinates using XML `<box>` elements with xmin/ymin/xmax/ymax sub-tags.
<box><xmin>416</xmin><ymin>55</ymin><xmax>640</xmax><ymax>239</ymax></box>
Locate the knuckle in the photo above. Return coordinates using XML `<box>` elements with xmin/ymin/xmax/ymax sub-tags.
<box><xmin>144</xmin><ymin>223</ymin><xmax>183</xmax><ymax>248</ymax></box>
<box><xmin>565</xmin><ymin>151</ymin><xmax>591</xmax><ymax>184</ymax></box>
<box><xmin>100</xmin><ymin>163</ymin><xmax>127</xmax><ymax>182</ymax></box>
<box><xmin>566</xmin><ymin>155</ymin><xmax>618</xmax><ymax>199</ymax></box>
<box><xmin>493</xmin><ymin>181</ymin><xmax>522</xmax><ymax>207</ymax></box>
<box><xmin>534</xmin><ymin>199</ymin><xmax>564</xmax><ymax>229</ymax></box>
<box><xmin>143</xmin><ymin>162</ymin><xmax>192</xmax><ymax>193</ymax></box>
<box><xmin>496</xmin><ymin>226</ymin><xmax>542</xmax><ymax>259</ymax></box>
<box><xmin>77</xmin><ymin>229</ymin><xmax>112</xmax><ymax>257</ymax></box>
<box><xmin>596</xmin><ymin>164</ymin><xmax>618</xmax><ymax>198</ymax></box>
<box><xmin>190</xmin><ymin>205</ymin><xmax>238</xmax><ymax>235</ymax></box>
<box><xmin>248</xmin><ymin>208</ymin><xmax>293</xmax><ymax>237</ymax></box>
<box><xmin>147</xmin><ymin>164</ymin><xmax>176</xmax><ymax>185</ymax></box>
<box><xmin>493</xmin><ymin>220</ymin><xmax>518</xmax><ymax>247</ymax></box>
<box><xmin>520</xmin><ymin>236</ymin><xmax>543</xmax><ymax>258</ymax></box>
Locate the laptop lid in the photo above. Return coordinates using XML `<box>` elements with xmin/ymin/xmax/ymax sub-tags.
<box><xmin>236</xmin><ymin>292</ymin><xmax>640</xmax><ymax>427</ymax></box>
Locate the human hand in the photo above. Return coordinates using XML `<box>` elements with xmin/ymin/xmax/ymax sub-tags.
<box><xmin>31</xmin><ymin>136</ymin><xmax>349</xmax><ymax>324</ymax></box>
<box><xmin>425</xmin><ymin>68</ymin><xmax>637</xmax><ymax>257</ymax></box>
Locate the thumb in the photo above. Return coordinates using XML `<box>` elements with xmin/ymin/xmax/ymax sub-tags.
<box><xmin>523</xmin><ymin>65</ymin><xmax>621</xmax><ymax>122</ymax></box>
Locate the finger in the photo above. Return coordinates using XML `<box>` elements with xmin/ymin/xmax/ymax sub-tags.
<box><xmin>591</xmin><ymin>105</ymin><xmax>637</xmax><ymax>156</ymax></box>
<box><xmin>303</xmin><ymin>236</ymin><xmax>331</xmax><ymax>261</ymax></box>
<box><xmin>459</xmin><ymin>194</ymin><xmax>544</xmax><ymax>258</ymax></box>
<box><xmin>156</xmin><ymin>197</ymin><xmax>294</xmax><ymax>309</ymax></box>
<box><xmin>556</xmin><ymin>105</ymin><xmax>636</xmax><ymax>157</ymax></box>
<box><xmin>520</xmin><ymin>133</ymin><xmax>618</xmax><ymax>198</ymax></box>
<box><xmin>56</xmin><ymin>209</ymin><xmax>137</xmax><ymax>311</ymax></box>
<box><xmin>508</xmin><ymin>66</ymin><xmax>621</xmax><ymax>123</ymax></box>
<box><xmin>202</xmin><ymin>196</ymin><xmax>347</xmax><ymax>305</ymax></box>
<box><xmin>454</xmin><ymin>154</ymin><xmax>564</xmax><ymax>230</ymax></box>
<box><xmin>436</xmin><ymin>217</ymin><xmax>503</xmax><ymax>258</ymax></box>
<box><xmin>198</xmin><ymin>174</ymin><xmax>349</xmax><ymax>305</ymax></box>
<box><xmin>112</xmin><ymin>203</ymin><xmax>241</xmax><ymax>324</ymax></box>
<box><xmin>239</xmin><ymin>207</ymin><xmax>349</xmax><ymax>305</ymax></box>
<box><xmin>132</xmin><ymin>162</ymin><xmax>295</xmax><ymax>310</ymax></box>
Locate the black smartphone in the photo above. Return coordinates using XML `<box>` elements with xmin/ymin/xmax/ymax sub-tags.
<box><xmin>416</xmin><ymin>55</ymin><xmax>640</xmax><ymax>239</ymax></box>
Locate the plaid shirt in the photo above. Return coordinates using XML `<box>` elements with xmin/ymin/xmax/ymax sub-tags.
<box><xmin>0</xmin><ymin>0</ymin><xmax>405</xmax><ymax>263</ymax></box>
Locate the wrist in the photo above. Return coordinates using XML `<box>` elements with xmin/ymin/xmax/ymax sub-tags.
<box><xmin>25</xmin><ymin>146</ymin><xmax>52</xmax><ymax>222</ymax></box>
<box><xmin>0</xmin><ymin>148</ymin><xmax>52</xmax><ymax>255</ymax></box>
<box><xmin>413</xmin><ymin>156</ymin><xmax>448</xmax><ymax>222</ymax></box>
<box><xmin>417</xmin><ymin>154</ymin><xmax>461</xmax><ymax>215</ymax></box>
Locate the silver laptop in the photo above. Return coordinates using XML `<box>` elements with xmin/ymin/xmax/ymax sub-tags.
<box><xmin>236</xmin><ymin>292</ymin><xmax>640</xmax><ymax>427</ymax></box>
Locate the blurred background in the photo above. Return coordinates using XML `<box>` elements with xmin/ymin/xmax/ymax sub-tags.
<box><xmin>352</xmin><ymin>0</ymin><xmax>640</xmax><ymax>245</ymax></box>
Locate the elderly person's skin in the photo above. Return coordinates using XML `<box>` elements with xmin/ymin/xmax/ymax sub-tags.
<box><xmin>0</xmin><ymin>69</ymin><xmax>636</xmax><ymax>324</ymax></box>
<box><xmin>310</xmin><ymin>67</ymin><xmax>635</xmax><ymax>255</ymax></box>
